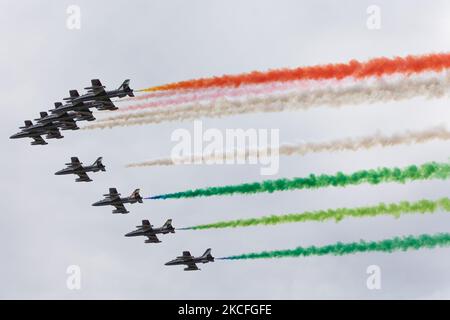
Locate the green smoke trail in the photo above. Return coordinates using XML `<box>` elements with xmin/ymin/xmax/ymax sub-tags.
<box><xmin>185</xmin><ymin>198</ymin><xmax>450</xmax><ymax>230</ymax></box>
<box><xmin>220</xmin><ymin>233</ymin><xmax>450</xmax><ymax>260</ymax></box>
<box><xmin>148</xmin><ymin>161</ymin><xmax>450</xmax><ymax>200</ymax></box>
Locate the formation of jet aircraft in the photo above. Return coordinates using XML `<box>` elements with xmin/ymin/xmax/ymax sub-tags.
<box><xmin>11</xmin><ymin>78</ymin><xmax>215</xmax><ymax>271</ymax></box>
<box><xmin>165</xmin><ymin>249</ymin><xmax>215</xmax><ymax>271</ymax></box>
<box><xmin>92</xmin><ymin>188</ymin><xmax>143</xmax><ymax>214</ymax></box>
<box><xmin>55</xmin><ymin>157</ymin><xmax>106</xmax><ymax>182</ymax></box>
<box><xmin>9</xmin><ymin>79</ymin><xmax>133</xmax><ymax>146</ymax></box>
<box><xmin>124</xmin><ymin>218</ymin><xmax>215</xmax><ymax>270</ymax></box>
<box><xmin>125</xmin><ymin>219</ymin><xmax>175</xmax><ymax>243</ymax></box>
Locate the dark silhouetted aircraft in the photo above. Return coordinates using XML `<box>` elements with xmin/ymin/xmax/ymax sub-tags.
<box><xmin>10</xmin><ymin>120</ymin><xmax>63</xmax><ymax>145</ymax></box>
<box><xmin>63</xmin><ymin>79</ymin><xmax>134</xmax><ymax>110</ymax></box>
<box><xmin>55</xmin><ymin>157</ymin><xmax>106</xmax><ymax>182</ymax></box>
<box><xmin>49</xmin><ymin>102</ymin><xmax>95</xmax><ymax>123</ymax></box>
<box><xmin>49</xmin><ymin>91</ymin><xmax>102</xmax><ymax>118</ymax></box>
<box><xmin>35</xmin><ymin>111</ymin><xmax>79</xmax><ymax>131</ymax></box>
<box><xmin>165</xmin><ymin>249</ymin><xmax>214</xmax><ymax>271</ymax></box>
<box><xmin>92</xmin><ymin>188</ymin><xmax>143</xmax><ymax>214</ymax></box>
<box><xmin>125</xmin><ymin>219</ymin><xmax>175</xmax><ymax>243</ymax></box>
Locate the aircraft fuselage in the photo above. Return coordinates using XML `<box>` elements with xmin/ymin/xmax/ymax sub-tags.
<box><xmin>54</xmin><ymin>165</ymin><xmax>101</xmax><ymax>176</ymax></box>
<box><xmin>92</xmin><ymin>197</ymin><xmax>139</xmax><ymax>207</ymax></box>
<box><xmin>164</xmin><ymin>257</ymin><xmax>212</xmax><ymax>266</ymax></box>
<box><xmin>68</xmin><ymin>90</ymin><xmax>129</xmax><ymax>104</ymax></box>
<box><xmin>125</xmin><ymin>227</ymin><xmax>174</xmax><ymax>237</ymax></box>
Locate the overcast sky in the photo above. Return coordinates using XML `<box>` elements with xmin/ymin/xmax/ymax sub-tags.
<box><xmin>1</xmin><ymin>0</ymin><xmax>450</xmax><ymax>299</ymax></box>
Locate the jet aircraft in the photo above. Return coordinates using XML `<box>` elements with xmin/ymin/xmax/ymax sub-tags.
<box><xmin>10</xmin><ymin>120</ymin><xmax>62</xmax><ymax>145</ymax></box>
<box><xmin>34</xmin><ymin>111</ymin><xmax>79</xmax><ymax>131</ymax></box>
<box><xmin>50</xmin><ymin>91</ymin><xmax>102</xmax><ymax>118</ymax></box>
<box><xmin>49</xmin><ymin>102</ymin><xmax>96</xmax><ymax>123</ymax></box>
<box><xmin>55</xmin><ymin>157</ymin><xmax>106</xmax><ymax>182</ymax></box>
<box><xmin>63</xmin><ymin>79</ymin><xmax>134</xmax><ymax>109</ymax></box>
<box><xmin>165</xmin><ymin>249</ymin><xmax>214</xmax><ymax>271</ymax></box>
<box><xmin>125</xmin><ymin>219</ymin><xmax>175</xmax><ymax>243</ymax></box>
<box><xmin>92</xmin><ymin>188</ymin><xmax>143</xmax><ymax>214</ymax></box>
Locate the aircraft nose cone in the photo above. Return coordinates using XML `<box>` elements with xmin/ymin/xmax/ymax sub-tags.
<box><xmin>92</xmin><ymin>201</ymin><xmax>101</xmax><ymax>207</ymax></box>
<box><xmin>54</xmin><ymin>170</ymin><xmax>63</xmax><ymax>175</ymax></box>
<box><xmin>9</xmin><ymin>133</ymin><xmax>19</xmax><ymax>139</ymax></box>
<box><xmin>124</xmin><ymin>232</ymin><xmax>133</xmax><ymax>237</ymax></box>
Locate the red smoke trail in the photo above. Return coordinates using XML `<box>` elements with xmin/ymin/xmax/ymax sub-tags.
<box><xmin>120</xmin><ymin>80</ymin><xmax>317</xmax><ymax>112</ymax></box>
<box><xmin>120</xmin><ymin>90</ymin><xmax>182</xmax><ymax>103</ymax></box>
<box><xmin>141</xmin><ymin>53</ymin><xmax>450</xmax><ymax>92</ymax></box>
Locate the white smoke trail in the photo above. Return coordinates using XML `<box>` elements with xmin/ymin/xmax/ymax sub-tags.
<box><xmin>84</xmin><ymin>72</ymin><xmax>450</xmax><ymax>130</ymax></box>
<box><xmin>126</xmin><ymin>125</ymin><xmax>450</xmax><ymax>167</ymax></box>
<box><xmin>118</xmin><ymin>78</ymin><xmax>350</xmax><ymax>111</ymax></box>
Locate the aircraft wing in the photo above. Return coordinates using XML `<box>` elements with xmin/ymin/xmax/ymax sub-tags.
<box><xmin>113</xmin><ymin>203</ymin><xmax>128</xmax><ymax>214</ymax></box>
<box><xmin>108</xmin><ymin>188</ymin><xmax>120</xmax><ymax>198</ymax></box>
<box><xmin>74</xmin><ymin>109</ymin><xmax>95</xmax><ymax>121</ymax></box>
<box><xmin>76</xmin><ymin>171</ymin><xmax>91</xmax><ymax>182</ymax></box>
<box><xmin>86</xmin><ymin>79</ymin><xmax>106</xmax><ymax>95</ymax></box>
<box><xmin>177</xmin><ymin>251</ymin><xmax>194</xmax><ymax>259</ymax></box>
<box><xmin>184</xmin><ymin>262</ymin><xmax>199</xmax><ymax>271</ymax></box>
<box><xmin>92</xmin><ymin>96</ymin><xmax>117</xmax><ymax>110</ymax></box>
<box><xmin>96</xmin><ymin>95</ymin><xmax>112</xmax><ymax>103</ymax></box>
<box><xmin>46</xmin><ymin>129</ymin><xmax>63</xmax><ymax>139</ymax></box>
<box><xmin>70</xmin><ymin>157</ymin><xmax>81</xmax><ymax>165</ymax></box>
<box><xmin>91</xmin><ymin>79</ymin><xmax>103</xmax><ymax>87</ymax></box>
<box><xmin>31</xmin><ymin>136</ymin><xmax>47</xmax><ymax>145</ymax></box>
<box><xmin>78</xmin><ymin>105</ymin><xmax>94</xmax><ymax>113</ymax></box>
<box><xmin>146</xmin><ymin>234</ymin><xmax>161</xmax><ymax>243</ymax></box>
<box><xmin>60</xmin><ymin>118</ymin><xmax>78</xmax><ymax>127</ymax></box>
<box><xmin>141</xmin><ymin>220</ymin><xmax>152</xmax><ymax>229</ymax></box>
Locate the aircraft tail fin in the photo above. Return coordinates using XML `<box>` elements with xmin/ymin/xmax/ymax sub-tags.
<box><xmin>54</xmin><ymin>102</ymin><xmax>63</xmax><ymax>109</ymax></box>
<box><xmin>119</xmin><ymin>79</ymin><xmax>134</xmax><ymax>97</ymax></box>
<box><xmin>131</xmin><ymin>188</ymin><xmax>143</xmax><ymax>203</ymax></box>
<box><xmin>202</xmin><ymin>248</ymin><xmax>214</xmax><ymax>261</ymax></box>
<box><xmin>162</xmin><ymin>219</ymin><xmax>174</xmax><ymax>232</ymax></box>
<box><xmin>93</xmin><ymin>157</ymin><xmax>106</xmax><ymax>171</ymax></box>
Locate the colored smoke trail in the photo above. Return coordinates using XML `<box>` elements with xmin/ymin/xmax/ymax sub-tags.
<box><xmin>141</xmin><ymin>52</ymin><xmax>450</xmax><ymax>92</ymax></box>
<box><xmin>185</xmin><ymin>198</ymin><xmax>450</xmax><ymax>230</ymax></box>
<box><xmin>126</xmin><ymin>126</ymin><xmax>450</xmax><ymax>168</ymax></box>
<box><xmin>220</xmin><ymin>233</ymin><xmax>450</xmax><ymax>260</ymax></box>
<box><xmin>83</xmin><ymin>72</ymin><xmax>450</xmax><ymax>130</ymax></box>
<box><xmin>118</xmin><ymin>80</ymin><xmax>334</xmax><ymax>112</ymax></box>
<box><xmin>121</xmin><ymin>89</ymin><xmax>184</xmax><ymax>102</ymax></box>
<box><xmin>147</xmin><ymin>161</ymin><xmax>450</xmax><ymax>200</ymax></box>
